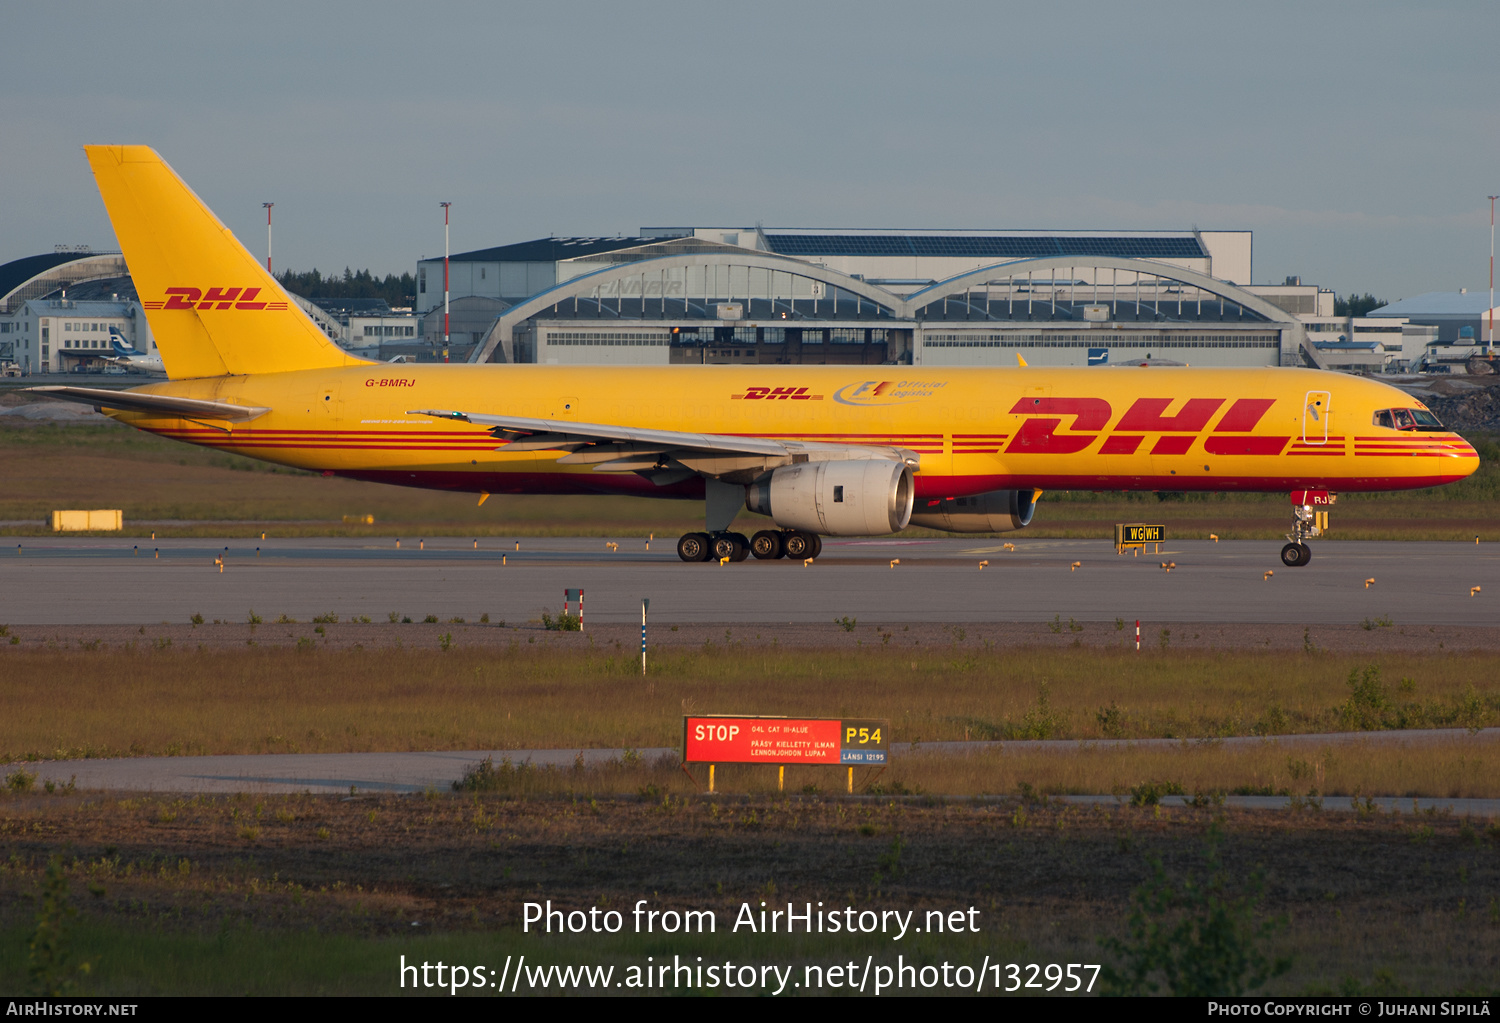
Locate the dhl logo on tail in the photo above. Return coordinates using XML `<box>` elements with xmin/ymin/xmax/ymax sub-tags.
<box><xmin>142</xmin><ymin>287</ymin><xmax>289</xmax><ymax>312</ymax></box>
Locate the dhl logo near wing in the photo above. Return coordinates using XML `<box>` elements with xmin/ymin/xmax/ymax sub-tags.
<box><xmin>1004</xmin><ymin>397</ymin><xmax>1289</xmax><ymax>456</ymax></box>
<box><xmin>142</xmin><ymin>287</ymin><xmax>289</xmax><ymax>312</ymax></box>
<box><xmin>731</xmin><ymin>386</ymin><xmax>823</xmax><ymax>400</ymax></box>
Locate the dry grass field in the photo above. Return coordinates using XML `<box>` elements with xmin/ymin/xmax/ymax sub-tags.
<box><xmin>2</xmin><ymin>646</ymin><xmax>1496</xmax><ymax>782</ymax></box>
<box><xmin>2</xmin><ymin>417</ymin><xmax>1498</xmax><ymax>538</ymax></box>
<box><xmin>1</xmin><ymin>788</ymin><xmax>1497</xmax><ymax>995</ymax></box>
<box><xmin>439</xmin><ymin>740</ymin><xmax>1500</xmax><ymax>801</ymax></box>
<box><xmin>3</xmin><ymin>631</ymin><xmax>1498</xmax><ymax>995</ymax></box>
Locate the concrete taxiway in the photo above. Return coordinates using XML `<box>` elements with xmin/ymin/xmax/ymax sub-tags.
<box><xmin>2</xmin><ymin>535</ymin><xmax>1496</xmax><ymax>625</ymax></box>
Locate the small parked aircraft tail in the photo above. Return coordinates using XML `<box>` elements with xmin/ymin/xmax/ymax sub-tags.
<box><xmin>108</xmin><ymin>325</ymin><xmax>139</xmax><ymax>357</ymax></box>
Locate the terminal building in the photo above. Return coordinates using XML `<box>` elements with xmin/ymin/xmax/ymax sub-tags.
<box><xmin>1366</xmin><ymin>291</ymin><xmax>1500</xmax><ymax>370</ymax></box>
<box><xmin>0</xmin><ymin>250</ymin><xmax>158</xmax><ymax>375</ymax></box>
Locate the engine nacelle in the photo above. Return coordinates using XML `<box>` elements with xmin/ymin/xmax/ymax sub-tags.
<box><xmin>745</xmin><ymin>460</ymin><xmax>914</xmax><ymax>536</ymax></box>
<box><xmin>907</xmin><ymin>489</ymin><xmax>1040</xmax><ymax>533</ymax></box>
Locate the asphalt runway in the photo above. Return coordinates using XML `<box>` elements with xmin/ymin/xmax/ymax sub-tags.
<box><xmin>2</xmin><ymin>535</ymin><xmax>1497</xmax><ymax>625</ymax></box>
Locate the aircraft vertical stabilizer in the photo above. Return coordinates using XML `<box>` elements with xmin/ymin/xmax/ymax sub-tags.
<box><xmin>84</xmin><ymin>145</ymin><xmax>361</xmax><ymax>379</ymax></box>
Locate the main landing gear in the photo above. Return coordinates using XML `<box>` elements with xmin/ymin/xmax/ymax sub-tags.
<box><xmin>676</xmin><ymin>529</ymin><xmax>821</xmax><ymax>562</ymax></box>
<box><xmin>677</xmin><ymin>531</ymin><xmax>747</xmax><ymax>562</ymax></box>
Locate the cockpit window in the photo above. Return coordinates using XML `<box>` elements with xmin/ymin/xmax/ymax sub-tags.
<box><xmin>1373</xmin><ymin>407</ymin><xmax>1446</xmax><ymax>432</ymax></box>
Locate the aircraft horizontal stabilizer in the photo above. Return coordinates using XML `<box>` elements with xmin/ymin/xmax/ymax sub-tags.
<box><xmin>24</xmin><ymin>386</ymin><xmax>270</xmax><ymax>422</ymax></box>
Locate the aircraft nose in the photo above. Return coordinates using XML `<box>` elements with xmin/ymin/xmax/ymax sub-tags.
<box><xmin>1450</xmin><ymin>434</ymin><xmax>1481</xmax><ymax>474</ymax></box>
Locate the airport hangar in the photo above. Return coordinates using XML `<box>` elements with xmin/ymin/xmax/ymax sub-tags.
<box><xmin>0</xmin><ymin>231</ymin><xmax>1435</xmax><ymax>376</ymax></box>
<box><xmin>411</xmin><ymin>228</ymin><xmax>1430</xmax><ymax>373</ymax></box>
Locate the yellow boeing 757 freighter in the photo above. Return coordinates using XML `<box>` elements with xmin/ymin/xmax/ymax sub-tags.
<box><xmin>30</xmin><ymin>146</ymin><xmax>1479</xmax><ymax>566</ymax></box>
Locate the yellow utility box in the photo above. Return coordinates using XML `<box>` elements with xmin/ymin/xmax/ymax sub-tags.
<box><xmin>51</xmin><ymin>509</ymin><xmax>123</xmax><ymax>532</ymax></box>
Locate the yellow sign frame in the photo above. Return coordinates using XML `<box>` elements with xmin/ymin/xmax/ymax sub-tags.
<box><xmin>1115</xmin><ymin>523</ymin><xmax>1165</xmax><ymax>554</ymax></box>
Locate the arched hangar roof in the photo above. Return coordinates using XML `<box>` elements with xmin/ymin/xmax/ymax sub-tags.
<box><xmin>1</xmin><ymin>251</ymin><xmax>129</xmax><ymax>314</ymax></box>
<box><xmin>469</xmin><ymin>252</ymin><xmax>1299</xmax><ymax>362</ymax></box>
<box><xmin>905</xmin><ymin>256</ymin><xmax>1295</xmax><ymax>323</ymax></box>
<box><xmin>473</xmin><ymin>251</ymin><xmax>903</xmax><ymax>363</ymax></box>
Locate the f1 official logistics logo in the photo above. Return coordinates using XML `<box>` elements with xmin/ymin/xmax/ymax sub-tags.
<box><xmin>142</xmin><ymin>287</ymin><xmax>289</xmax><ymax>312</ymax></box>
<box><xmin>834</xmin><ymin>380</ymin><xmax>948</xmax><ymax>406</ymax></box>
<box><xmin>1006</xmin><ymin>397</ymin><xmax>1290</xmax><ymax>456</ymax></box>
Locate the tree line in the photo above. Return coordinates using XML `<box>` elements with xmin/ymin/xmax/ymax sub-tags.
<box><xmin>1334</xmin><ymin>293</ymin><xmax>1384</xmax><ymax>316</ymax></box>
<box><xmin>277</xmin><ymin>268</ymin><xmax>417</xmax><ymax>308</ymax></box>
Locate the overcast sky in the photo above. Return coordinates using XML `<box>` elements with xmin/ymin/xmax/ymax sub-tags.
<box><xmin>3</xmin><ymin>1</ymin><xmax>1496</xmax><ymax>300</ymax></box>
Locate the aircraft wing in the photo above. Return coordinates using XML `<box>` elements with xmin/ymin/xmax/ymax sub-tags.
<box><xmin>410</xmin><ymin>408</ymin><xmax>919</xmax><ymax>483</ymax></box>
<box><xmin>24</xmin><ymin>386</ymin><xmax>269</xmax><ymax>422</ymax></box>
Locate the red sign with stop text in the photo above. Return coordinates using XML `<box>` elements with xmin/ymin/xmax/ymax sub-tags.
<box><xmin>683</xmin><ymin>717</ymin><xmax>888</xmax><ymax>764</ymax></box>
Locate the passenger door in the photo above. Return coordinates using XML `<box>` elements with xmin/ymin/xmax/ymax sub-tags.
<box><xmin>1303</xmin><ymin>390</ymin><xmax>1330</xmax><ymax>445</ymax></box>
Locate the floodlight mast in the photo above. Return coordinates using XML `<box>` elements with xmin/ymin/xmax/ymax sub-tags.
<box><xmin>1489</xmin><ymin>195</ymin><xmax>1497</xmax><ymax>355</ymax></box>
<box><xmin>440</xmin><ymin>202</ymin><xmax>452</xmax><ymax>363</ymax></box>
<box><xmin>262</xmin><ymin>203</ymin><xmax>274</xmax><ymax>274</ymax></box>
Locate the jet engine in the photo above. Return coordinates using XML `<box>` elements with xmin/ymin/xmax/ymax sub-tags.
<box><xmin>745</xmin><ymin>460</ymin><xmax>914</xmax><ymax>536</ymax></box>
<box><xmin>907</xmin><ymin>489</ymin><xmax>1040</xmax><ymax>533</ymax></box>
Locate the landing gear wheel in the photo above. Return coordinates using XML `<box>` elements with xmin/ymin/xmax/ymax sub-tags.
<box><xmin>1280</xmin><ymin>542</ymin><xmax>1312</xmax><ymax>567</ymax></box>
<box><xmin>750</xmin><ymin>530</ymin><xmax>785</xmax><ymax>560</ymax></box>
<box><xmin>677</xmin><ymin>532</ymin><xmax>712</xmax><ymax>562</ymax></box>
<box><xmin>783</xmin><ymin>531</ymin><xmax>821</xmax><ymax>559</ymax></box>
<box><xmin>710</xmin><ymin>533</ymin><xmax>747</xmax><ymax>562</ymax></box>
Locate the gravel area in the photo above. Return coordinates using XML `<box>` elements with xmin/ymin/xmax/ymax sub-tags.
<box><xmin>4</xmin><ymin>619</ymin><xmax>1496</xmax><ymax>653</ymax></box>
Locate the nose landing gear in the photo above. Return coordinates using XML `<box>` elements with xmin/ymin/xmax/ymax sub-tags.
<box><xmin>1281</xmin><ymin>490</ymin><xmax>1332</xmax><ymax>567</ymax></box>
